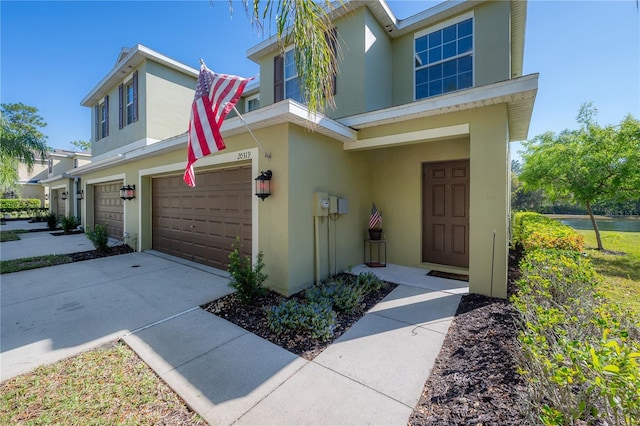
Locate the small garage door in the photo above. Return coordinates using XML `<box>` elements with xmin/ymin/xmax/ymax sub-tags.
<box><xmin>94</xmin><ymin>181</ymin><xmax>124</xmax><ymax>239</ymax></box>
<box><xmin>152</xmin><ymin>165</ymin><xmax>252</xmax><ymax>270</ymax></box>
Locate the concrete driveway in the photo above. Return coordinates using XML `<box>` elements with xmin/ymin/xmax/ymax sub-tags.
<box><xmin>0</xmin><ymin>252</ymin><xmax>233</xmax><ymax>381</ymax></box>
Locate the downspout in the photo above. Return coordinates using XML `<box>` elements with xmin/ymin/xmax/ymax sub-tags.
<box><xmin>314</xmin><ymin>216</ymin><xmax>321</xmax><ymax>285</ymax></box>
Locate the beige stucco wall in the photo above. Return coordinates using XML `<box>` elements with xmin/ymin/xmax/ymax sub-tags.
<box><xmin>391</xmin><ymin>1</ymin><xmax>512</xmax><ymax>106</ymax></box>
<box><xmin>17</xmin><ymin>160</ymin><xmax>48</xmax><ymax>183</ymax></box>
<box><xmin>91</xmin><ymin>60</ymin><xmax>196</xmax><ymax>158</ymax></box>
<box><xmin>145</xmin><ymin>61</ymin><xmax>196</xmax><ymax>141</ymax></box>
<box><xmin>359</xmin><ymin>104</ymin><xmax>510</xmax><ymax>298</ymax></box>
<box><xmin>285</xmin><ymin>125</ymin><xmax>371</xmax><ymax>295</ymax></box>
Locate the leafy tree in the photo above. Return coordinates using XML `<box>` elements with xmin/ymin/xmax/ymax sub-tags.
<box><xmin>236</xmin><ymin>0</ymin><xmax>340</xmax><ymax>115</ymax></box>
<box><xmin>511</xmin><ymin>160</ymin><xmax>545</xmax><ymax>212</ymax></box>
<box><xmin>0</xmin><ymin>103</ymin><xmax>49</xmax><ymax>193</ymax></box>
<box><xmin>520</xmin><ymin>103</ymin><xmax>640</xmax><ymax>250</ymax></box>
<box><xmin>69</xmin><ymin>140</ymin><xmax>91</xmax><ymax>152</ymax></box>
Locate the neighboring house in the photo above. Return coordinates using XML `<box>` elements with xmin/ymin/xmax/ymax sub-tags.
<box><xmin>10</xmin><ymin>154</ymin><xmax>48</xmax><ymax>203</ymax></box>
<box><xmin>71</xmin><ymin>0</ymin><xmax>537</xmax><ymax>299</ymax></box>
<box><xmin>40</xmin><ymin>149</ymin><xmax>92</xmax><ymax>219</ymax></box>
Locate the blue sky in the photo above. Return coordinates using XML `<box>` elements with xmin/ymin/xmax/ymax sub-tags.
<box><xmin>2</xmin><ymin>1</ymin><xmax>638</xmax><ymax>160</ymax></box>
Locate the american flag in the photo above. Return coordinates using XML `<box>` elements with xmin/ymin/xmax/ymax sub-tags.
<box><xmin>368</xmin><ymin>203</ymin><xmax>382</xmax><ymax>229</ymax></box>
<box><xmin>184</xmin><ymin>64</ymin><xmax>253</xmax><ymax>187</ymax></box>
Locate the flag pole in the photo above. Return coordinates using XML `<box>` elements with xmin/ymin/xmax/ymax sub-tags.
<box><xmin>232</xmin><ymin>104</ymin><xmax>271</xmax><ymax>160</ymax></box>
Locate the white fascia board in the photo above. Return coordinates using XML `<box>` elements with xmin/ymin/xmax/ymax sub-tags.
<box><xmin>339</xmin><ymin>74</ymin><xmax>539</xmax><ymax>129</ymax></box>
<box><xmin>344</xmin><ymin>124</ymin><xmax>469</xmax><ymax>151</ymax></box>
<box><xmin>39</xmin><ymin>173</ymin><xmax>72</xmax><ymax>184</ymax></box>
<box><xmin>81</xmin><ymin>44</ymin><xmax>198</xmax><ymax>106</ymax></box>
<box><xmin>68</xmin><ymin>100</ymin><xmax>358</xmax><ymax>175</ymax></box>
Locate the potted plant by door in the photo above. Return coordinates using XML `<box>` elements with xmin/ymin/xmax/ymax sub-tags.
<box><xmin>368</xmin><ymin>202</ymin><xmax>383</xmax><ymax>240</ymax></box>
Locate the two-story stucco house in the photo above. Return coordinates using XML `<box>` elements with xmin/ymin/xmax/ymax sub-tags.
<box><xmin>71</xmin><ymin>0</ymin><xmax>537</xmax><ymax>298</ymax></box>
<box><xmin>40</xmin><ymin>149</ymin><xmax>92</xmax><ymax>218</ymax></box>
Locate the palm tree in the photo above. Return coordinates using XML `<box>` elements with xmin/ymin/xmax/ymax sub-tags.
<box><xmin>238</xmin><ymin>0</ymin><xmax>341</xmax><ymax>115</ymax></box>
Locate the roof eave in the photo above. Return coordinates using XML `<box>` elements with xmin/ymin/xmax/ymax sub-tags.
<box><xmin>81</xmin><ymin>44</ymin><xmax>199</xmax><ymax>107</ymax></box>
<box><xmin>339</xmin><ymin>73</ymin><xmax>538</xmax><ymax>142</ymax></box>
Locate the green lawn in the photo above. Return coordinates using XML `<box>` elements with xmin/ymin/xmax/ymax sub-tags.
<box><xmin>0</xmin><ymin>342</ymin><xmax>204</xmax><ymax>425</ymax></box>
<box><xmin>0</xmin><ymin>229</ymin><xmax>28</xmax><ymax>242</ymax></box>
<box><xmin>577</xmin><ymin>229</ymin><xmax>640</xmax><ymax>316</ymax></box>
<box><xmin>0</xmin><ymin>254</ymin><xmax>73</xmax><ymax>274</ymax></box>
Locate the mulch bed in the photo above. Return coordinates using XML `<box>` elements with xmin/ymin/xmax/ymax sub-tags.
<box><xmin>205</xmin><ymin>250</ymin><xmax>528</xmax><ymax>424</ymax></box>
<box><xmin>67</xmin><ymin>244</ymin><xmax>134</xmax><ymax>262</ymax></box>
<box><xmin>50</xmin><ymin>230</ymin><xmax>85</xmax><ymax>236</ymax></box>
<box><xmin>202</xmin><ymin>279</ymin><xmax>397</xmax><ymax>360</ymax></box>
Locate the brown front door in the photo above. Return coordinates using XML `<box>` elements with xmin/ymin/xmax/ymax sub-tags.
<box><xmin>422</xmin><ymin>160</ymin><xmax>470</xmax><ymax>268</ymax></box>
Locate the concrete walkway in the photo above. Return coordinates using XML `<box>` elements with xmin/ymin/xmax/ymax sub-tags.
<box><xmin>1</xmin><ymin>221</ymin><xmax>468</xmax><ymax>425</ymax></box>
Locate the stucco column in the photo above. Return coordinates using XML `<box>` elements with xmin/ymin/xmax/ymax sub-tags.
<box><xmin>469</xmin><ymin>104</ymin><xmax>509</xmax><ymax>298</ymax></box>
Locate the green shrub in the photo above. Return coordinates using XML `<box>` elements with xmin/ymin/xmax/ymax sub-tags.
<box><xmin>305</xmin><ymin>278</ymin><xmax>363</xmax><ymax>313</ymax></box>
<box><xmin>86</xmin><ymin>224</ymin><xmax>109</xmax><ymax>253</ymax></box>
<box><xmin>354</xmin><ymin>272</ymin><xmax>384</xmax><ymax>295</ymax></box>
<box><xmin>512</xmin><ymin>247</ymin><xmax>640</xmax><ymax>425</ymax></box>
<box><xmin>45</xmin><ymin>213</ymin><xmax>58</xmax><ymax>230</ymax></box>
<box><xmin>0</xmin><ymin>198</ymin><xmax>41</xmax><ymax>210</ymax></box>
<box><xmin>513</xmin><ymin>212</ymin><xmax>585</xmax><ymax>252</ymax></box>
<box><xmin>227</xmin><ymin>238</ymin><xmax>267</xmax><ymax>304</ymax></box>
<box><xmin>266</xmin><ymin>299</ymin><xmax>336</xmax><ymax>341</ymax></box>
<box><xmin>60</xmin><ymin>215</ymin><xmax>79</xmax><ymax>233</ymax></box>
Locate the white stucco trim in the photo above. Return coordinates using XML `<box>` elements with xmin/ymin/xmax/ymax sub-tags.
<box><xmin>344</xmin><ymin>124</ymin><xmax>469</xmax><ymax>151</ymax></box>
<box><xmin>138</xmin><ymin>148</ymin><xmax>260</xmax><ymax>262</ymax></box>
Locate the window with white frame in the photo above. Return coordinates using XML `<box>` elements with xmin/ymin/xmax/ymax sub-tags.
<box><xmin>284</xmin><ymin>49</ymin><xmax>303</xmax><ymax>103</ymax></box>
<box><xmin>415</xmin><ymin>17</ymin><xmax>473</xmax><ymax>100</ymax></box>
<box><xmin>100</xmin><ymin>101</ymin><xmax>108</xmax><ymax>137</ymax></box>
<box><xmin>48</xmin><ymin>158</ymin><xmax>53</xmax><ymax>173</ymax></box>
<box><xmin>246</xmin><ymin>94</ymin><xmax>260</xmax><ymax>113</ymax></box>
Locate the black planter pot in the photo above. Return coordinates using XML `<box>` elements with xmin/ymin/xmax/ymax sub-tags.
<box><xmin>368</xmin><ymin>229</ymin><xmax>382</xmax><ymax>240</ymax></box>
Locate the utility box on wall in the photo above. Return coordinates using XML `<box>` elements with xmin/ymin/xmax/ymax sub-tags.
<box><xmin>338</xmin><ymin>198</ymin><xmax>349</xmax><ymax>214</ymax></box>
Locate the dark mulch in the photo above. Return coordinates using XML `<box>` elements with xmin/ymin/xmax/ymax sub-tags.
<box><xmin>408</xmin><ymin>249</ymin><xmax>526</xmax><ymax>425</ymax></box>
<box><xmin>50</xmin><ymin>230</ymin><xmax>85</xmax><ymax>236</ymax></box>
<box><xmin>68</xmin><ymin>244</ymin><xmax>134</xmax><ymax>261</ymax></box>
<box><xmin>202</xmin><ymin>279</ymin><xmax>397</xmax><ymax>360</ymax></box>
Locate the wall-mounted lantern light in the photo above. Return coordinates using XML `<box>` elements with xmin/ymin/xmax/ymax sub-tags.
<box><xmin>255</xmin><ymin>170</ymin><xmax>273</xmax><ymax>201</ymax></box>
<box><xmin>44</xmin><ymin>193</ymin><xmax>49</xmax><ymax>201</ymax></box>
<box><xmin>61</xmin><ymin>191</ymin><xmax>68</xmax><ymax>201</ymax></box>
<box><xmin>119</xmin><ymin>184</ymin><xmax>136</xmax><ymax>201</ymax></box>
<box><xmin>76</xmin><ymin>190</ymin><xmax>84</xmax><ymax>200</ymax></box>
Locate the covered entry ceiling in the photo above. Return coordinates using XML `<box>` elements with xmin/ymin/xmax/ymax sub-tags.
<box><xmin>94</xmin><ymin>181</ymin><xmax>124</xmax><ymax>239</ymax></box>
<box><xmin>152</xmin><ymin>165</ymin><xmax>252</xmax><ymax>270</ymax></box>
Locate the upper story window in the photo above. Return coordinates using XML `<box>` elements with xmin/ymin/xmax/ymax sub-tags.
<box><xmin>246</xmin><ymin>94</ymin><xmax>260</xmax><ymax>113</ymax></box>
<box><xmin>415</xmin><ymin>16</ymin><xmax>473</xmax><ymax>100</ymax></box>
<box><xmin>73</xmin><ymin>158</ymin><xmax>78</xmax><ymax>168</ymax></box>
<box><xmin>118</xmin><ymin>70</ymin><xmax>138</xmax><ymax>129</ymax></box>
<box><xmin>94</xmin><ymin>96</ymin><xmax>109</xmax><ymax>140</ymax></box>
<box><xmin>284</xmin><ymin>49</ymin><xmax>303</xmax><ymax>103</ymax></box>
<box><xmin>48</xmin><ymin>158</ymin><xmax>53</xmax><ymax>173</ymax></box>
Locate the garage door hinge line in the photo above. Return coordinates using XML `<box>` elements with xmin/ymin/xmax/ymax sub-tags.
<box><xmin>232</xmin><ymin>104</ymin><xmax>271</xmax><ymax>160</ymax></box>
<box><xmin>125</xmin><ymin>306</ymin><xmax>200</xmax><ymax>336</ymax></box>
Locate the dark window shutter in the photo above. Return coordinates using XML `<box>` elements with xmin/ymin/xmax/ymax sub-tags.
<box><xmin>94</xmin><ymin>104</ymin><xmax>99</xmax><ymax>140</ymax></box>
<box><xmin>118</xmin><ymin>84</ymin><xmax>123</xmax><ymax>129</ymax></box>
<box><xmin>104</xmin><ymin>95</ymin><xmax>109</xmax><ymax>137</ymax></box>
<box><xmin>327</xmin><ymin>28</ymin><xmax>338</xmax><ymax>96</ymax></box>
<box><xmin>132</xmin><ymin>71</ymin><xmax>138</xmax><ymax>122</ymax></box>
<box><xmin>274</xmin><ymin>55</ymin><xmax>284</xmax><ymax>103</ymax></box>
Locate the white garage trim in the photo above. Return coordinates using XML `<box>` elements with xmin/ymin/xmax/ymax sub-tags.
<box><xmin>139</xmin><ymin>148</ymin><xmax>260</xmax><ymax>261</ymax></box>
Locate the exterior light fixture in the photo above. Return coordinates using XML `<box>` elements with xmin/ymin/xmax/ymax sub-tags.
<box><xmin>61</xmin><ymin>191</ymin><xmax>68</xmax><ymax>201</ymax></box>
<box><xmin>119</xmin><ymin>184</ymin><xmax>136</xmax><ymax>201</ymax></box>
<box><xmin>255</xmin><ymin>170</ymin><xmax>272</xmax><ymax>201</ymax></box>
<box><xmin>44</xmin><ymin>193</ymin><xmax>49</xmax><ymax>201</ymax></box>
<box><xmin>76</xmin><ymin>190</ymin><xmax>84</xmax><ymax>200</ymax></box>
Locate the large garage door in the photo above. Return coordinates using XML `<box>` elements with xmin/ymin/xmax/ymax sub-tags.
<box><xmin>94</xmin><ymin>181</ymin><xmax>124</xmax><ymax>239</ymax></box>
<box><xmin>152</xmin><ymin>165</ymin><xmax>252</xmax><ymax>270</ymax></box>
